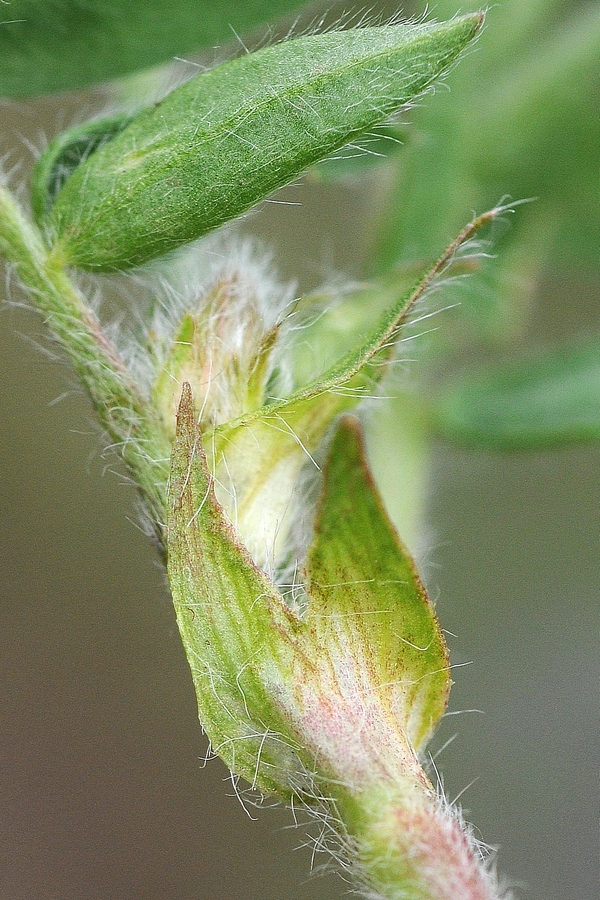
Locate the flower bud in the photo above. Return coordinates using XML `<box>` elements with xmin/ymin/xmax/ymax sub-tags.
<box><xmin>47</xmin><ymin>15</ymin><xmax>483</xmax><ymax>270</ymax></box>
<box><xmin>167</xmin><ymin>389</ymin><xmax>499</xmax><ymax>899</ymax></box>
<box><xmin>152</xmin><ymin>268</ymin><xmax>280</xmax><ymax>438</ymax></box>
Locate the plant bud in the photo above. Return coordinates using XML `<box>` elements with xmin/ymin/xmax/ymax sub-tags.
<box><xmin>152</xmin><ymin>270</ymin><xmax>279</xmax><ymax>438</ymax></box>
<box><xmin>168</xmin><ymin>388</ymin><xmax>449</xmax><ymax>798</ymax></box>
<box><xmin>168</xmin><ymin>389</ymin><xmax>498</xmax><ymax>899</ymax></box>
<box><xmin>47</xmin><ymin>15</ymin><xmax>483</xmax><ymax>271</ymax></box>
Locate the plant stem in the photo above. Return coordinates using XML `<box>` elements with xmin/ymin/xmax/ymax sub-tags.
<box><xmin>0</xmin><ymin>183</ymin><xmax>171</xmax><ymax>541</ymax></box>
<box><xmin>334</xmin><ymin>779</ymin><xmax>497</xmax><ymax>900</ymax></box>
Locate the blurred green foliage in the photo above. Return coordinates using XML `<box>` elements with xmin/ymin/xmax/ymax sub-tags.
<box><xmin>341</xmin><ymin>0</ymin><xmax>600</xmax><ymax>452</ymax></box>
<box><xmin>432</xmin><ymin>341</ymin><xmax>600</xmax><ymax>449</ymax></box>
<box><xmin>372</xmin><ymin>0</ymin><xmax>600</xmax><ymax>276</ymax></box>
<box><xmin>0</xmin><ymin>0</ymin><xmax>306</xmax><ymax>98</ymax></box>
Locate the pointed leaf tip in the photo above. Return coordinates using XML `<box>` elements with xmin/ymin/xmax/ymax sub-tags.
<box><xmin>177</xmin><ymin>381</ymin><xmax>194</xmax><ymax>428</ymax></box>
<box><xmin>306</xmin><ymin>416</ymin><xmax>450</xmax><ymax>752</ymax></box>
<box><xmin>49</xmin><ymin>15</ymin><xmax>485</xmax><ymax>270</ymax></box>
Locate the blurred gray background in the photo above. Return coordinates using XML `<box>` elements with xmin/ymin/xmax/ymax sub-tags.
<box><xmin>1</xmin><ymin>3</ymin><xmax>598</xmax><ymax>899</ymax></box>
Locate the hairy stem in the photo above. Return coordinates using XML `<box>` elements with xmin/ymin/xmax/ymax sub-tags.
<box><xmin>333</xmin><ymin>780</ymin><xmax>497</xmax><ymax>900</ymax></box>
<box><xmin>0</xmin><ymin>183</ymin><xmax>171</xmax><ymax>539</ymax></box>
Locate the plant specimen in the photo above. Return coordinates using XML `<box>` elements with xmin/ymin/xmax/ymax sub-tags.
<box><xmin>1</xmin><ymin>2</ymin><xmax>597</xmax><ymax>898</ymax></box>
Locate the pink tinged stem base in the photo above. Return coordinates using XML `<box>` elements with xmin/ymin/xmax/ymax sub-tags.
<box><xmin>339</xmin><ymin>782</ymin><xmax>499</xmax><ymax>900</ymax></box>
<box><xmin>275</xmin><ymin>667</ymin><xmax>498</xmax><ymax>900</ymax></box>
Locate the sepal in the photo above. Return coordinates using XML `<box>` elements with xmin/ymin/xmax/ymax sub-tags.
<box><xmin>167</xmin><ymin>388</ymin><xmax>450</xmax><ymax>795</ymax></box>
<box><xmin>305</xmin><ymin>416</ymin><xmax>449</xmax><ymax>755</ymax></box>
<box><xmin>167</xmin><ymin>384</ymin><xmax>310</xmax><ymax>798</ymax></box>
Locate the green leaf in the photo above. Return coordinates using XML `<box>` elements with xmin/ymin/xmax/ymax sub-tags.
<box><xmin>0</xmin><ymin>0</ymin><xmax>306</xmax><ymax>99</ymax></box>
<box><xmin>206</xmin><ymin>210</ymin><xmax>497</xmax><ymax>567</ymax></box>
<box><xmin>47</xmin><ymin>14</ymin><xmax>484</xmax><ymax>271</ymax></box>
<box><xmin>305</xmin><ymin>416</ymin><xmax>450</xmax><ymax>752</ymax></box>
<box><xmin>166</xmin><ymin>383</ymin><xmax>309</xmax><ymax>799</ymax></box>
<box><xmin>433</xmin><ymin>341</ymin><xmax>600</xmax><ymax>450</ymax></box>
<box><xmin>30</xmin><ymin>112</ymin><xmax>133</xmax><ymax>224</ymax></box>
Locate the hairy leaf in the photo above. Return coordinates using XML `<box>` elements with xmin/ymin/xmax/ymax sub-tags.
<box><xmin>31</xmin><ymin>113</ymin><xmax>133</xmax><ymax>223</ymax></box>
<box><xmin>47</xmin><ymin>14</ymin><xmax>484</xmax><ymax>271</ymax></box>
<box><xmin>305</xmin><ymin>416</ymin><xmax>450</xmax><ymax>753</ymax></box>
<box><xmin>167</xmin><ymin>384</ymin><xmax>309</xmax><ymax>799</ymax></box>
